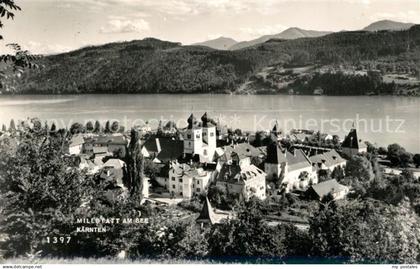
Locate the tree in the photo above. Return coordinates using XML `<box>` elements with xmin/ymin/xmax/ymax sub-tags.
<box><xmin>93</xmin><ymin>120</ymin><xmax>101</xmax><ymax>133</ymax></box>
<box><xmin>387</xmin><ymin>143</ymin><xmax>406</xmax><ymax>166</ymax></box>
<box><xmin>111</xmin><ymin>121</ymin><xmax>119</xmax><ymax>133</ymax></box>
<box><xmin>345</xmin><ymin>155</ymin><xmax>374</xmax><ymax>182</ymax></box>
<box><xmin>413</xmin><ymin>154</ymin><xmax>420</xmax><ymax>168</ymax></box>
<box><xmin>1</xmin><ymin>123</ymin><xmax>6</xmax><ymax>132</ymax></box>
<box><xmin>104</xmin><ymin>121</ymin><xmax>111</xmax><ymax>134</ymax></box>
<box><xmin>69</xmin><ymin>122</ymin><xmax>84</xmax><ymax>134</ymax></box>
<box><xmin>0</xmin><ymin>1</ymin><xmax>38</xmax><ymax>89</ymax></box>
<box><xmin>85</xmin><ymin>121</ymin><xmax>94</xmax><ymax>133</ymax></box>
<box><xmin>331</xmin><ymin>165</ymin><xmax>345</xmax><ymax>180</ymax></box>
<box><xmin>309</xmin><ymin>198</ymin><xmax>420</xmax><ymax>263</ymax></box>
<box><xmin>127</xmin><ymin>129</ymin><xmax>144</xmax><ymax>204</ymax></box>
<box><xmin>50</xmin><ymin>122</ymin><xmax>56</xmax><ymax>133</ymax></box>
<box><xmin>207</xmin><ymin>198</ymin><xmax>288</xmax><ymax>259</ymax></box>
<box><xmin>8</xmin><ymin>119</ymin><xmax>15</xmax><ymax>132</ymax></box>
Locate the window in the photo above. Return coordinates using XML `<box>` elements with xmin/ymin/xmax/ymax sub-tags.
<box><xmin>196</xmin><ymin>188</ymin><xmax>200</xmax><ymax>192</ymax></box>
<box><xmin>203</xmin><ymin>149</ymin><xmax>207</xmax><ymax>156</ymax></box>
<box><xmin>187</xmin><ymin>134</ymin><xmax>191</xmax><ymax>139</ymax></box>
<box><xmin>192</xmin><ymin>184</ymin><xmax>195</xmax><ymax>188</ymax></box>
<box><xmin>172</xmin><ymin>185</ymin><xmax>176</xmax><ymax>189</ymax></box>
<box><xmin>188</xmin><ymin>142</ymin><xmax>191</xmax><ymax>146</ymax></box>
<box><xmin>196</xmin><ymin>134</ymin><xmax>200</xmax><ymax>139</ymax></box>
<box><xmin>171</xmin><ymin>177</ymin><xmax>175</xmax><ymax>181</ymax></box>
<box><xmin>180</xmin><ymin>192</ymin><xmax>183</xmax><ymax>196</ymax></box>
<box><xmin>210</xmin><ymin>132</ymin><xmax>214</xmax><ymax>137</ymax></box>
<box><xmin>197</xmin><ymin>180</ymin><xmax>200</xmax><ymax>184</ymax></box>
<box><xmin>203</xmin><ymin>132</ymin><xmax>207</xmax><ymax>136</ymax></box>
<box><xmin>179</xmin><ymin>178</ymin><xmax>183</xmax><ymax>183</ymax></box>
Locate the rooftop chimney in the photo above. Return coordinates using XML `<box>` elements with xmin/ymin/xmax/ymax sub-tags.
<box><xmin>155</xmin><ymin>138</ymin><xmax>161</xmax><ymax>153</ymax></box>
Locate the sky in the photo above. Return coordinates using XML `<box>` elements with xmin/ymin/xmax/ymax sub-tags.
<box><xmin>0</xmin><ymin>0</ymin><xmax>419</xmax><ymax>54</ymax></box>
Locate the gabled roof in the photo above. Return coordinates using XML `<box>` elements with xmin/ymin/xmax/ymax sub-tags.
<box><xmin>103</xmin><ymin>158</ymin><xmax>125</xmax><ymax>169</ymax></box>
<box><xmin>155</xmin><ymin>140</ymin><xmax>184</xmax><ymax>162</ymax></box>
<box><xmin>309</xmin><ymin>179</ymin><xmax>347</xmax><ymax>198</ymax></box>
<box><xmin>222</xmin><ymin>143</ymin><xmax>262</xmax><ymax>161</ymax></box>
<box><xmin>342</xmin><ymin>129</ymin><xmax>364</xmax><ymax>149</ymax></box>
<box><xmin>309</xmin><ymin>149</ymin><xmax>346</xmax><ymax>168</ymax></box>
<box><xmin>217</xmin><ymin>163</ymin><xmax>265</xmax><ymax>184</ymax></box>
<box><xmin>266</xmin><ymin>143</ymin><xmax>311</xmax><ymax>171</ymax></box>
<box><xmin>196</xmin><ymin>197</ymin><xmax>217</xmax><ymax>225</ymax></box>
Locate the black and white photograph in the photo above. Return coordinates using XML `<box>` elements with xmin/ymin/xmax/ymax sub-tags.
<box><xmin>0</xmin><ymin>0</ymin><xmax>419</xmax><ymax>267</ymax></box>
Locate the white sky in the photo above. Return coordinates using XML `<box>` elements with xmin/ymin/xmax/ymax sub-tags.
<box><xmin>1</xmin><ymin>0</ymin><xmax>419</xmax><ymax>54</ymax></box>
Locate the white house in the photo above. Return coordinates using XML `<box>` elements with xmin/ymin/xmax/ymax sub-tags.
<box><xmin>265</xmin><ymin>143</ymin><xmax>317</xmax><ymax>192</ymax></box>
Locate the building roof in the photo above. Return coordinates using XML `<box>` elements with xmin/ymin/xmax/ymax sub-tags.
<box><xmin>266</xmin><ymin>143</ymin><xmax>312</xmax><ymax>171</ymax></box>
<box><xmin>222</xmin><ymin>143</ymin><xmax>262</xmax><ymax>161</ymax></box>
<box><xmin>170</xmin><ymin>162</ymin><xmax>208</xmax><ymax>178</ymax></box>
<box><xmin>309</xmin><ymin>149</ymin><xmax>346</xmax><ymax>168</ymax></box>
<box><xmin>218</xmin><ymin>163</ymin><xmax>265</xmax><ymax>184</ymax></box>
<box><xmin>154</xmin><ymin>140</ymin><xmax>184</xmax><ymax>162</ymax></box>
<box><xmin>309</xmin><ymin>179</ymin><xmax>347</xmax><ymax>198</ymax></box>
<box><xmin>196</xmin><ymin>197</ymin><xmax>217</xmax><ymax>225</ymax></box>
<box><xmin>103</xmin><ymin>158</ymin><xmax>126</xmax><ymax>169</ymax></box>
<box><xmin>342</xmin><ymin>128</ymin><xmax>365</xmax><ymax>149</ymax></box>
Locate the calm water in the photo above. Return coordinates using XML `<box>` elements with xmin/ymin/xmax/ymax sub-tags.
<box><xmin>0</xmin><ymin>94</ymin><xmax>419</xmax><ymax>152</ymax></box>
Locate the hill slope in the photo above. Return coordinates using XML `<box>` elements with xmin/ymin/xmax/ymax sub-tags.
<box><xmin>363</xmin><ymin>20</ymin><xmax>415</xmax><ymax>31</ymax></box>
<box><xmin>193</xmin><ymin>37</ymin><xmax>238</xmax><ymax>50</ymax></box>
<box><xmin>229</xmin><ymin>27</ymin><xmax>331</xmax><ymax>50</ymax></box>
<box><xmin>11</xmin><ymin>25</ymin><xmax>420</xmax><ymax>95</ymax></box>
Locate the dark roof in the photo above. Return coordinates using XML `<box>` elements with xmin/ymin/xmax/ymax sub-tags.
<box><xmin>266</xmin><ymin>142</ymin><xmax>286</xmax><ymax>164</ymax></box>
<box><xmin>155</xmin><ymin>140</ymin><xmax>184</xmax><ymax>162</ymax></box>
<box><xmin>143</xmin><ymin>136</ymin><xmax>182</xmax><ymax>156</ymax></box>
<box><xmin>266</xmin><ymin>143</ymin><xmax>311</xmax><ymax>170</ymax></box>
<box><xmin>342</xmin><ymin>129</ymin><xmax>362</xmax><ymax>149</ymax></box>
<box><xmin>223</xmin><ymin>143</ymin><xmax>262</xmax><ymax>161</ymax></box>
<box><xmin>196</xmin><ymin>197</ymin><xmax>217</xmax><ymax>225</ymax></box>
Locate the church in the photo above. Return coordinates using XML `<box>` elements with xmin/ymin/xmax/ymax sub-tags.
<box><xmin>183</xmin><ymin>112</ymin><xmax>217</xmax><ymax>163</ymax></box>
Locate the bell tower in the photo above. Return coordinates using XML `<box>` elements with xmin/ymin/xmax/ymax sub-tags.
<box><xmin>183</xmin><ymin>114</ymin><xmax>203</xmax><ymax>155</ymax></box>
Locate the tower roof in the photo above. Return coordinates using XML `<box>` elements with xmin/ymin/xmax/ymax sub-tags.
<box><xmin>187</xmin><ymin>114</ymin><xmax>197</xmax><ymax>129</ymax></box>
<box><xmin>342</xmin><ymin>128</ymin><xmax>361</xmax><ymax>149</ymax></box>
<box><xmin>196</xmin><ymin>197</ymin><xmax>217</xmax><ymax>225</ymax></box>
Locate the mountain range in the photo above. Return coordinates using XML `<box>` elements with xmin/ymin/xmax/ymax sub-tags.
<box><xmin>194</xmin><ymin>20</ymin><xmax>416</xmax><ymax>50</ymax></box>
<box><xmin>10</xmin><ymin>22</ymin><xmax>419</xmax><ymax>95</ymax></box>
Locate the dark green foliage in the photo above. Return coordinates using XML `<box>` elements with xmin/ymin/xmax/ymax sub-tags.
<box><xmin>207</xmin><ymin>198</ymin><xmax>288</xmax><ymax>258</ymax></box>
<box><xmin>387</xmin><ymin>143</ymin><xmax>413</xmax><ymax>167</ymax></box>
<box><xmin>309</xmin><ymin>199</ymin><xmax>420</xmax><ymax>263</ymax></box>
<box><xmin>85</xmin><ymin>121</ymin><xmax>93</xmax><ymax>133</ymax></box>
<box><xmin>413</xmin><ymin>154</ymin><xmax>420</xmax><ymax>168</ymax></box>
<box><xmin>345</xmin><ymin>155</ymin><xmax>374</xmax><ymax>182</ymax></box>
<box><xmin>69</xmin><ymin>122</ymin><xmax>84</xmax><ymax>134</ymax></box>
<box><xmin>126</xmin><ymin>128</ymin><xmax>144</xmax><ymax>204</ymax></box>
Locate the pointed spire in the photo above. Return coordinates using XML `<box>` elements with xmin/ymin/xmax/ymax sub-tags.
<box><xmin>187</xmin><ymin>114</ymin><xmax>195</xmax><ymax>129</ymax></box>
<box><xmin>196</xmin><ymin>197</ymin><xmax>216</xmax><ymax>225</ymax></box>
<box><xmin>201</xmin><ymin>112</ymin><xmax>209</xmax><ymax>127</ymax></box>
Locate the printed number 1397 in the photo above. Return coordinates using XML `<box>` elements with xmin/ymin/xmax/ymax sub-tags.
<box><xmin>46</xmin><ymin>236</ymin><xmax>71</xmax><ymax>244</ymax></box>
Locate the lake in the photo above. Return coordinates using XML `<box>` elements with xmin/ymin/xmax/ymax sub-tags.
<box><xmin>0</xmin><ymin>94</ymin><xmax>419</xmax><ymax>152</ymax></box>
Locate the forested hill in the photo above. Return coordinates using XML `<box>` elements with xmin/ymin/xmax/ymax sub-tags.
<box><xmin>10</xmin><ymin>25</ymin><xmax>420</xmax><ymax>94</ymax></box>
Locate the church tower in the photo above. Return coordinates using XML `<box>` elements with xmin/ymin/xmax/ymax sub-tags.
<box><xmin>201</xmin><ymin>112</ymin><xmax>217</xmax><ymax>159</ymax></box>
<box><xmin>183</xmin><ymin>114</ymin><xmax>203</xmax><ymax>155</ymax></box>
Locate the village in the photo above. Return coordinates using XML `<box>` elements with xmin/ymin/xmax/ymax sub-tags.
<box><xmin>60</xmin><ymin>112</ymin><xmax>398</xmax><ymax>228</ymax></box>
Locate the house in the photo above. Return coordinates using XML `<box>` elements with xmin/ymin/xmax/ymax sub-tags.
<box><xmin>99</xmin><ymin>159</ymin><xmax>127</xmax><ymax>189</ymax></box>
<box><xmin>183</xmin><ymin>113</ymin><xmax>217</xmax><ymax>163</ymax></box>
<box><xmin>306</xmin><ymin>179</ymin><xmax>349</xmax><ymax>200</ymax></box>
<box><xmin>84</xmin><ymin>135</ymin><xmax>127</xmax><ymax>157</ymax></box>
<box><xmin>166</xmin><ymin>161</ymin><xmax>212</xmax><ymax>199</ymax></box>
<box><xmin>69</xmin><ymin>134</ymin><xmax>85</xmax><ymax>155</ymax></box>
<box><xmin>341</xmin><ymin>128</ymin><xmax>367</xmax><ymax>157</ymax></box>
<box><xmin>216</xmin><ymin>161</ymin><xmax>266</xmax><ymax>200</ymax></box>
<box><xmin>310</xmin><ymin>149</ymin><xmax>346</xmax><ymax>173</ymax></box>
<box><xmin>141</xmin><ymin>136</ymin><xmax>184</xmax><ymax>163</ymax></box>
<box><xmin>265</xmin><ymin>142</ymin><xmax>317</xmax><ymax>192</ymax></box>
<box><xmin>196</xmin><ymin>197</ymin><xmax>231</xmax><ymax>226</ymax></box>
<box><xmin>219</xmin><ymin>143</ymin><xmax>263</xmax><ymax>168</ymax></box>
